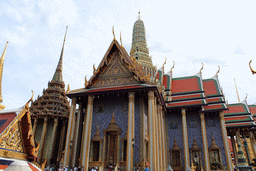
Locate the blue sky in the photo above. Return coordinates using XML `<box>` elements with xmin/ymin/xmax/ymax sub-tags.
<box><xmin>1</xmin><ymin>0</ymin><xmax>256</xmax><ymax>109</ymax></box>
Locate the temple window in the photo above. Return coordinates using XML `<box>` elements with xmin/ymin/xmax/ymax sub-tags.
<box><xmin>189</xmin><ymin>121</ymin><xmax>197</xmax><ymax>128</ymax></box>
<box><xmin>123</xmin><ymin>140</ymin><xmax>127</xmax><ymax>161</ymax></box>
<box><xmin>190</xmin><ymin>137</ymin><xmax>201</xmax><ymax>169</ymax></box>
<box><xmin>96</xmin><ymin>105</ymin><xmax>104</xmax><ymax>113</ymax></box>
<box><xmin>170</xmin><ymin>122</ymin><xmax>178</xmax><ymax>129</ymax></box>
<box><xmin>207</xmin><ymin>119</ymin><xmax>215</xmax><ymax>127</ymax></box>
<box><xmin>170</xmin><ymin>138</ymin><xmax>182</xmax><ymax>170</ymax></box>
<box><xmin>92</xmin><ymin>141</ymin><xmax>100</xmax><ymax>161</ymax></box>
<box><xmin>209</xmin><ymin>135</ymin><xmax>223</xmax><ymax>170</ymax></box>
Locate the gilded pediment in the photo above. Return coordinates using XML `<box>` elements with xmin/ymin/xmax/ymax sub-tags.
<box><xmin>92</xmin><ymin>50</ymin><xmax>139</xmax><ymax>88</ymax></box>
<box><xmin>0</xmin><ymin>122</ymin><xmax>24</xmax><ymax>152</ymax></box>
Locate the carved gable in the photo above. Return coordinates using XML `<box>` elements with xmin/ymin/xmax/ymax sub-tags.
<box><xmin>91</xmin><ymin>49</ymin><xmax>140</xmax><ymax>88</ymax></box>
<box><xmin>0</xmin><ymin>122</ymin><xmax>24</xmax><ymax>152</ymax></box>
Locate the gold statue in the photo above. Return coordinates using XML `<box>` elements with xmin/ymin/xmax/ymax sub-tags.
<box><xmin>249</xmin><ymin>60</ymin><xmax>256</xmax><ymax>74</ymax></box>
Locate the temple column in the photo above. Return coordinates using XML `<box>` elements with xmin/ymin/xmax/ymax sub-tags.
<box><xmin>48</xmin><ymin>117</ymin><xmax>58</xmax><ymax>164</ymax></box>
<box><xmin>101</xmin><ymin>132</ymin><xmax>107</xmax><ymax>170</ymax></box>
<box><xmin>219</xmin><ymin>111</ymin><xmax>233</xmax><ymax>171</ymax></box>
<box><xmin>153</xmin><ymin>97</ymin><xmax>157</xmax><ymax>171</ymax></box>
<box><xmin>249</xmin><ymin>131</ymin><xmax>256</xmax><ymax>158</ymax></box>
<box><xmin>181</xmin><ymin>108</ymin><xmax>190</xmax><ymax>170</ymax></box>
<box><xmin>126</xmin><ymin>92</ymin><xmax>135</xmax><ymax>171</ymax></box>
<box><xmin>231</xmin><ymin>133</ymin><xmax>238</xmax><ymax>165</ymax></box>
<box><xmin>116</xmin><ymin>132</ymin><xmax>121</xmax><ymax>168</ymax></box>
<box><xmin>38</xmin><ymin>117</ymin><xmax>48</xmax><ymax>164</ymax></box>
<box><xmin>64</xmin><ymin>97</ymin><xmax>76</xmax><ymax>167</ymax></box>
<box><xmin>148</xmin><ymin>90</ymin><xmax>154</xmax><ymax>171</ymax></box>
<box><xmin>139</xmin><ymin>97</ymin><xmax>145</xmax><ymax>167</ymax></box>
<box><xmin>72</xmin><ymin>103</ymin><xmax>82</xmax><ymax>166</ymax></box>
<box><xmin>157</xmin><ymin>105</ymin><xmax>163</xmax><ymax>171</ymax></box>
<box><xmin>82</xmin><ymin>95</ymin><xmax>94</xmax><ymax>170</ymax></box>
<box><xmin>161</xmin><ymin>111</ymin><xmax>167</xmax><ymax>170</ymax></box>
<box><xmin>32</xmin><ymin>117</ymin><xmax>38</xmax><ymax>135</ymax></box>
<box><xmin>57</xmin><ymin>119</ymin><xmax>67</xmax><ymax>165</ymax></box>
<box><xmin>199</xmin><ymin>113</ymin><xmax>210</xmax><ymax>171</ymax></box>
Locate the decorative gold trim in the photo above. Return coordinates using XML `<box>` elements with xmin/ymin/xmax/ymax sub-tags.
<box><xmin>249</xmin><ymin>60</ymin><xmax>256</xmax><ymax>74</ymax></box>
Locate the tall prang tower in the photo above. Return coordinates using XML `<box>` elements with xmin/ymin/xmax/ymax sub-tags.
<box><xmin>30</xmin><ymin>27</ymin><xmax>70</xmax><ymax>166</ymax></box>
<box><xmin>130</xmin><ymin>12</ymin><xmax>156</xmax><ymax>78</ymax></box>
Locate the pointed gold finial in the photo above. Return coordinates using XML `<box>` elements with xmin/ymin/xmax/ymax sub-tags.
<box><xmin>200</xmin><ymin>62</ymin><xmax>204</xmax><ymax>74</ymax></box>
<box><xmin>25</xmin><ymin>90</ymin><xmax>34</xmax><ymax>109</ymax></box>
<box><xmin>138</xmin><ymin>12</ymin><xmax>141</xmax><ymax>19</ymax></box>
<box><xmin>120</xmin><ymin>32</ymin><xmax>123</xmax><ymax>47</ymax></box>
<box><xmin>234</xmin><ymin>78</ymin><xmax>240</xmax><ymax>102</ymax></box>
<box><xmin>0</xmin><ymin>41</ymin><xmax>8</xmax><ymax>109</ymax></box>
<box><xmin>216</xmin><ymin>65</ymin><xmax>220</xmax><ymax>76</ymax></box>
<box><xmin>112</xmin><ymin>26</ymin><xmax>116</xmax><ymax>40</ymax></box>
<box><xmin>66</xmin><ymin>84</ymin><xmax>70</xmax><ymax>93</ymax></box>
<box><xmin>249</xmin><ymin>60</ymin><xmax>256</xmax><ymax>74</ymax></box>
<box><xmin>171</xmin><ymin>61</ymin><xmax>175</xmax><ymax>74</ymax></box>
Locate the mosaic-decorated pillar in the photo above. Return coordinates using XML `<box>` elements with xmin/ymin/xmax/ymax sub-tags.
<box><xmin>199</xmin><ymin>113</ymin><xmax>210</xmax><ymax>171</ymax></box>
<box><xmin>82</xmin><ymin>95</ymin><xmax>94</xmax><ymax>170</ymax></box>
<box><xmin>249</xmin><ymin>131</ymin><xmax>256</xmax><ymax>158</ymax></box>
<box><xmin>72</xmin><ymin>103</ymin><xmax>82</xmax><ymax>167</ymax></box>
<box><xmin>231</xmin><ymin>134</ymin><xmax>238</xmax><ymax>165</ymax></box>
<box><xmin>242</xmin><ymin>135</ymin><xmax>251</xmax><ymax>164</ymax></box>
<box><xmin>57</xmin><ymin>119</ymin><xmax>67</xmax><ymax>164</ymax></box>
<box><xmin>38</xmin><ymin>117</ymin><xmax>48</xmax><ymax>164</ymax></box>
<box><xmin>32</xmin><ymin>117</ymin><xmax>38</xmax><ymax>135</ymax></box>
<box><xmin>157</xmin><ymin>104</ymin><xmax>163</xmax><ymax>171</ymax></box>
<box><xmin>154</xmin><ymin>97</ymin><xmax>159</xmax><ymax>171</ymax></box>
<box><xmin>181</xmin><ymin>108</ymin><xmax>190</xmax><ymax>170</ymax></box>
<box><xmin>126</xmin><ymin>92</ymin><xmax>135</xmax><ymax>171</ymax></box>
<box><xmin>148</xmin><ymin>90</ymin><xmax>154</xmax><ymax>171</ymax></box>
<box><xmin>219</xmin><ymin>111</ymin><xmax>233</xmax><ymax>171</ymax></box>
<box><xmin>48</xmin><ymin>117</ymin><xmax>58</xmax><ymax>164</ymax></box>
<box><xmin>64</xmin><ymin>97</ymin><xmax>76</xmax><ymax>167</ymax></box>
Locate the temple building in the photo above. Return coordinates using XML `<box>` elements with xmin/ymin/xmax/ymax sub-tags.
<box><xmin>63</xmin><ymin>15</ymin><xmax>233</xmax><ymax>171</ymax></box>
<box><xmin>0</xmin><ymin>42</ymin><xmax>40</xmax><ymax>170</ymax></box>
<box><xmin>30</xmin><ymin>27</ymin><xmax>70</xmax><ymax>166</ymax></box>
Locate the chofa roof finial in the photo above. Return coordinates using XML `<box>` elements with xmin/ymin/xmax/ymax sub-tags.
<box><xmin>112</xmin><ymin>26</ymin><xmax>116</xmax><ymax>40</ymax></box>
<box><xmin>249</xmin><ymin>60</ymin><xmax>256</xmax><ymax>74</ymax></box>
<box><xmin>200</xmin><ymin>62</ymin><xmax>204</xmax><ymax>74</ymax></box>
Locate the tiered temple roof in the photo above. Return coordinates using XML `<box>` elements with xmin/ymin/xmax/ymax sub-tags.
<box><xmin>158</xmin><ymin>66</ymin><xmax>227</xmax><ymax>112</ymax></box>
<box><xmin>30</xmin><ymin>27</ymin><xmax>70</xmax><ymax>118</ymax></box>
<box><xmin>224</xmin><ymin>101</ymin><xmax>255</xmax><ymax>128</ymax></box>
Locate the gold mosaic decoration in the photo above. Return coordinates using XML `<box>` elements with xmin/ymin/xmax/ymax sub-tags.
<box><xmin>1</xmin><ymin>123</ymin><xmax>24</xmax><ymax>152</ymax></box>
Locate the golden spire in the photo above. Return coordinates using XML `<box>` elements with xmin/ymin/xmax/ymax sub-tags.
<box><xmin>0</xmin><ymin>41</ymin><xmax>8</xmax><ymax>110</ymax></box>
<box><xmin>234</xmin><ymin>78</ymin><xmax>240</xmax><ymax>102</ymax></box>
<box><xmin>138</xmin><ymin>12</ymin><xmax>141</xmax><ymax>19</ymax></box>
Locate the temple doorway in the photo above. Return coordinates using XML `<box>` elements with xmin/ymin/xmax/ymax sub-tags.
<box><xmin>104</xmin><ymin>131</ymin><xmax>118</xmax><ymax>167</ymax></box>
